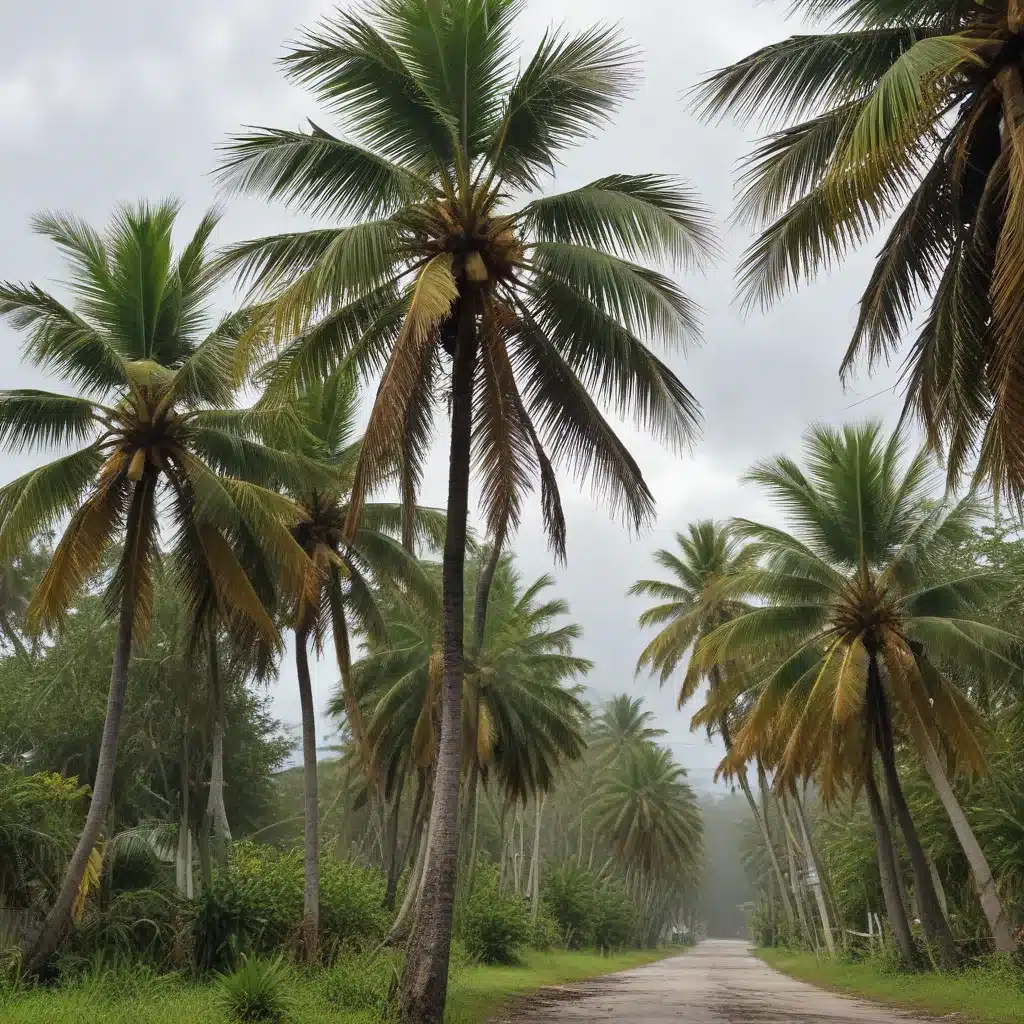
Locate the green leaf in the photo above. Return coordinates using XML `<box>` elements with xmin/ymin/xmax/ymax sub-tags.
<box><xmin>521</xmin><ymin>174</ymin><xmax>717</xmax><ymax>269</ymax></box>
<box><xmin>0</xmin><ymin>391</ymin><xmax>105</xmax><ymax>453</ymax></box>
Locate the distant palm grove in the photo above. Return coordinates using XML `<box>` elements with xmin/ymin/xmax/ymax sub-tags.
<box><xmin>3</xmin><ymin>1</ymin><xmax>1024</xmax><ymax>1023</ymax></box>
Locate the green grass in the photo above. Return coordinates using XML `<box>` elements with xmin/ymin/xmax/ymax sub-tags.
<box><xmin>0</xmin><ymin>948</ymin><xmax>676</xmax><ymax>1024</ymax></box>
<box><xmin>757</xmin><ymin>947</ymin><xmax>1024</xmax><ymax>1024</ymax></box>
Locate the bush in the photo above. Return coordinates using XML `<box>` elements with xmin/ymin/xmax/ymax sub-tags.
<box><xmin>192</xmin><ymin>842</ymin><xmax>390</xmax><ymax>972</ymax></box>
<box><xmin>592</xmin><ymin>884</ymin><xmax>634</xmax><ymax>950</ymax></box>
<box><xmin>215</xmin><ymin>955</ymin><xmax>294</xmax><ymax>1023</ymax></box>
<box><xmin>530</xmin><ymin>903</ymin><xmax>560</xmax><ymax>952</ymax></box>
<box><xmin>460</xmin><ymin>869</ymin><xmax>531</xmax><ymax>964</ymax></box>
<box><xmin>321</xmin><ymin>947</ymin><xmax>402</xmax><ymax>1015</ymax></box>
<box><xmin>542</xmin><ymin>862</ymin><xmax>597</xmax><ymax>949</ymax></box>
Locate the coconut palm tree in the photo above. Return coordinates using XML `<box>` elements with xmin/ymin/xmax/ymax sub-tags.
<box><xmin>593</xmin><ymin>741</ymin><xmax>703</xmax><ymax>881</ymax></box>
<box><xmin>694</xmin><ymin>0</ymin><xmax>1024</xmax><ymax>498</ymax></box>
<box><xmin>631</xmin><ymin>521</ymin><xmax>796</xmax><ymax>927</ymax></box>
<box><xmin>590</xmin><ymin>695</ymin><xmax>667</xmax><ymax>767</ymax></box>
<box><xmin>0</xmin><ymin>200</ymin><xmax>325</xmax><ymax>969</ymax></box>
<box><xmin>343</xmin><ymin>551</ymin><xmax>589</xmax><ymax>938</ymax></box>
<box><xmin>217</xmin><ymin>2</ymin><xmax>712</xmax><ymax>1011</ymax></box>
<box><xmin>693</xmin><ymin>421</ymin><xmax>1021</xmax><ymax>963</ymax></box>
<box><xmin>284</xmin><ymin>366</ymin><xmax>444</xmax><ymax>957</ymax></box>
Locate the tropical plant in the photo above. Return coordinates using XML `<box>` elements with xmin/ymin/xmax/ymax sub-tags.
<box><xmin>217</xmin><ymin>0</ymin><xmax>712</xmax><ymax>1013</ymax></box>
<box><xmin>214</xmin><ymin>955</ymin><xmax>295</xmax><ymax>1023</ymax></box>
<box><xmin>343</xmin><ymin>550</ymin><xmax>589</xmax><ymax>939</ymax></box>
<box><xmin>593</xmin><ymin>743</ymin><xmax>702</xmax><ymax>880</ymax></box>
<box><xmin>0</xmin><ymin>200</ymin><xmax>326</xmax><ymax>969</ymax></box>
<box><xmin>694</xmin><ymin>0</ymin><xmax>1024</xmax><ymax>498</ymax></box>
<box><xmin>693</xmin><ymin>421</ymin><xmax>1021</xmax><ymax>963</ymax></box>
<box><xmin>278</xmin><ymin>365</ymin><xmax>443</xmax><ymax>958</ymax></box>
<box><xmin>631</xmin><ymin>522</ymin><xmax>796</xmax><ymax>924</ymax></box>
<box><xmin>589</xmin><ymin>695</ymin><xmax>666</xmax><ymax>768</ymax></box>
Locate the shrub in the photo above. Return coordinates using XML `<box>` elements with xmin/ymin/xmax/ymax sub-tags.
<box><xmin>460</xmin><ymin>869</ymin><xmax>530</xmax><ymax>964</ymax></box>
<box><xmin>542</xmin><ymin>862</ymin><xmax>597</xmax><ymax>949</ymax></box>
<box><xmin>530</xmin><ymin>902</ymin><xmax>560</xmax><ymax>952</ymax></box>
<box><xmin>321</xmin><ymin>947</ymin><xmax>402</xmax><ymax>1015</ymax></box>
<box><xmin>215</xmin><ymin>955</ymin><xmax>294</xmax><ymax>1023</ymax></box>
<box><xmin>592</xmin><ymin>884</ymin><xmax>634</xmax><ymax>951</ymax></box>
<box><xmin>193</xmin><ymin>874</ymin><xmax>265</xmax><ymax>976</ymax></box>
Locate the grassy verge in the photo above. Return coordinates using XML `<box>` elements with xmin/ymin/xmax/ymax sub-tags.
<box><xmin>757</xmin><ymin>947</ymin><xmax>1024</xmax><ymax>1024</ymax></box>
<box><xmin>0</xmin><ymin>948</ymin><xmax>676</xmax><ymax>1024</ymax></box>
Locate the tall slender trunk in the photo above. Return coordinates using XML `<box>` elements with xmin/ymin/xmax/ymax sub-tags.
<box><xmin>530</xmin><ymin>795</ymin><xmax>545</xmax><ymax>924</ymax></box>
<box><xmin>793</xmin><ymin>792</ymin><xmax>834</xmax><ymax>954</ymax></box>
<box><xmin>401</xmin><ymin>298</ymin><xmax>477</xmax><ymax>1024</ymax></box>
<box><xmin>780</xmin><ymin>794</ymin><xmax>815</xmax><ymax>948</ymax></box>
<box><xmin>205</xmin><ymin>623</ymin><xmax>232</xmax><ymax>867</ymax></box>
<box><xmin>391</xmin><ymin>778</ymin><xmax>433</xmax><ymax>944</ymax></box>
<box><xmin>25</xmin><ymin>476</ymin><xmax>150</xmax><ymax>973</ymax></box>
<box><xmin>472</xmin><ymin>539</ymin><xmax>502</xmax><ymax>655</ymax></box>
<box><xmin>917</xmin><ymin>720</ymin><xmax>1015</xmax><ymax>951</ymax></box>
<box><xmin>794</xmin><ymin>786</ymin><xmax>841</xmax><ymax>942</ymax></box>
<box><xmin>468</xmin><ymin>777</ymin><xmax>481</xmax><ymax>893</ymax></box>
<box><xmin>176</xmin><ymin>718</ymin><xmax>192</xmax><ymax>897</ymax></box>
<box><xmin>384</xmin><ymin>773</ymin><xmax>407</xmax><ymax>912</ymax></box>
<box><xmin>864</xmin><ymin>759</ymin><xmax>916</xmax><ymax>967</ymax></box>
<box><xmin>389</xmin><ymin>771</ymin><xmax>427</xmax><ymax>912</ymax></box>
<box><xmin>295</xmin><ymin>626</ymin><xmax>320</xmax><ymax>961</ymax></box>
<box><xmin>329</xmin><ymin>572</ymin><xmax>374</xmax><ymax>785</ymax></box>
<box><xmin>869</xmin><ymin>654</ymin><xmax>959</xmax><ymax>968</ymax></box>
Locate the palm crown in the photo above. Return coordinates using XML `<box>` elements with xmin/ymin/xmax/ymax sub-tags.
<box><xmin>696</xmin><ymin>0</ymin><xmax>1024</xmax><ymax>495</ymax></box>
<box><xmin>219</xmin><ymin>0</ymin><xmax>713</xmax><ymax>547</ymax></box>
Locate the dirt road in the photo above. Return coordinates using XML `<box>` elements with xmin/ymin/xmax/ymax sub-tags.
<box><xmin>504</xmin><ymin>939</ymin><xmax>933</xmax><ymax>1022</ymax></box>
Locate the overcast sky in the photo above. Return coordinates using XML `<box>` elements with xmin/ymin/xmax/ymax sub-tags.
<box><xmin>1</xmin><ymin>0</ymin><xmax>911</xmax><ymax>792</ymax></box>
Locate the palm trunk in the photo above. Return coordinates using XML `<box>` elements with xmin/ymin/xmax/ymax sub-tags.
<box><xmin>472</xmin><ymin>539</ymin><xmax>502</xmax><ymax>655</ymax></box>
<box><xmin>384</xmin><ymin>773</ymin><xmax>407</xmax><ymax>912</ymax></box>
<box><xmin>391</xmin><ymin>782</ymin><xmax>432</xmax><ymax>944</ymax></box>
<box><xmin>794</xmin><ymin>786</ymin><xmax>842</xmax><ymax>942</ymax></box>
<box><xmin>917</xmin><ymin>723</ymin><xmax>1015</xmax><ymax>951</ymax></box>
<box><xmin>530</xmin><ymin>795</ymin><xmax>545</xmax><ymax>925</ymax></box>
<box><xmin>863</xmin><ymin>759</ymin><xmax>916</xmax><ymax>967</ymax></box>
<box><xmin>295</xmin><ymin>626</ymin><xmax>320</xmax><ymax>961</ymax></box>
<box><xmin>25</xmin><ymin>477</ymin><xmax>150</xmax><ymax>972</ymax></box>
<box><xmin>869</xmin><ymin>654</ymin><xmax>959</xmax><ymax>968</ymax></box>
<box><xmin>780</xmin><ymin>795</ymin><xmax>815</xmax><ymax>949</ymax></box>
<box><xmin>176</xmin><ymin>722</ymin><xmax>192</xmax><ymax>897</ymax></box>
<box><xmin>205</xmin><ymin>623</ymin><xmax>232</xmax><ymax>867</ymax></box>
<box><xmin>400</xmin><ymin>298</ymin><xmax>478</xmax><ymax>1024</ymax></box>
<box><xmin>389</xmin><ymin>771</ymin><xmax>427</xmax><ymax>912</ymax></box>
<box><xmin>793</xmin><ymin>792</ymin><xmax>835</xmax><ymax>954</ymax></box>
<box><xmin>724</xmin><ymin>723</ymin><xmax>792</xmax><ymax>927</ymax></box>
<box><xmin>328</xmin><ymin>572</ymin><xmax>374</xmax><ymax>785</ymax></box>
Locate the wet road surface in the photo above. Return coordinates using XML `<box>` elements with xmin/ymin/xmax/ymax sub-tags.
<box><xmin>501</xmin><ymin>939</ymin><xmax>935</xmax><ymax>1022</ymax></box>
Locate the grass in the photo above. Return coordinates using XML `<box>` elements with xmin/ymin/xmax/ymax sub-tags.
<box><xmin>757</xmin><ymin>947</ymin><xmax>1024</xmax><ymax>1024</ymax></box>
<box><xmin>0</xmin><ymin>948</ymin><xmax>677</xmax><ymax>1024</ymax></box>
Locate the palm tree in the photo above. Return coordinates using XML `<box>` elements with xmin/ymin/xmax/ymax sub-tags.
<box><xmin>285</xmin><ymin>366</ymin><xmax>444</xmax><ymax>957</ymax></box>
<box><xmin>590</xmin><ymin>695</ymin><xmax>667</xmax><ymax>767</ymax></box>
<box><xmin>344</xmin><ymin>551</ymin><xmax>589</xmax><ymax>937</ymax></box>
<box><xmin>694</xmin><ymin>0</ymin><xmax>1024</xmax><ymax>498</ymax></box>
<box><xmin>217</xmin><ymin>2</ymin><xmax>712</xmax><ymax>1012</ymax></box>
<box><xmin>0</xmin><ymin>201</ymin><xmax>323</xmax><ymax>969</ymax></box>
<box><xmin>631</xmin><ymin>521</ymin><xmax>796</xmax><ymax>927</ymax></box>
<box><xmin>693</xmin><ymin>421</ymin><xmax>1021</xmax><ymax>963</ymax></box>
<box><xmin>593</xmin><ymin>741</ymin><xmax>703</xmax><ymax>881</ymax></box>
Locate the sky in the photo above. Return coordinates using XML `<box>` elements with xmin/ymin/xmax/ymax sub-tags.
<box><xmin>0</xmin><ymin>0</ymin><xmax>912</xmax><ymax>792</ymax></box>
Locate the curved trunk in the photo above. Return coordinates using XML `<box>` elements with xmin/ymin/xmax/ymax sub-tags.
<box><xmin>400</xmin><ymin>298</ymin><xmax>478</xmax><ymax>1024</ymax></box>
<box><xmin>869</xmin><ymin>653</ymin><xmax>959</xmax><ymax>968</ymax></box>
<box><xmin>472</xmin><ymin>539</ymin><xmax>502</xmax><ymax>655</ymax></box>
<box><xmin>328</xmin><ymin>572</ymin><xmax>374</xmax><ymax>786</ymax></box>
<box><xmin>390</xmin><ymin>779</ymin><xmax>432</xmax><ymax>944</ymax></box>
<box><xmin>25</xmin><ymin>477</ymin><xmax>150</xmax><ymax>972</ymax></box>
<box><xmin>721</xmin><ymin>715</ymin><xmax>793</xmax><ymax>926</ymax></box>
<box><xmin>295</xmin><ymin>626</ymin><xmax>320</xmax><ymax>961</ymax></box>
<box><xmin>793</xmin><ymin>792</ymin><xmax>835</xmax><ymax>954</ymax></box>
<box><xmin>205</xmin><ymin>623</ymin><xmax>232</xmax><ymax>866</ymax></box>
<box><xmin>384</xmin><ymin>773</ymin><xmax>407</xmax><ymax>912</ymax></box>
<box><xmin>864</xmin><ymin>759</ymin><xmax>916</xmax><ymax>968</ymax></box>
<box><xmin>917</xmin><ymin>725</ymin><xmax>1015</xmax><ymax>951</ymax></box>
<box><xmin>780</xmin><ymin>794</ymin><xmax>815</xmax><ymax>949</ymax></box>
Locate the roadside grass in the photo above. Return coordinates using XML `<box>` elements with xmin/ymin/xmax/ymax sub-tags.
<box><xmin>0</xmin><ymin>948</ymin><xmax>676</xmax><ymax>1024</ymax></box>
<box><xmin>757</xmin><ymin>947</ymin><xmax>1024</xmax><ymax>1024</ymax></box>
